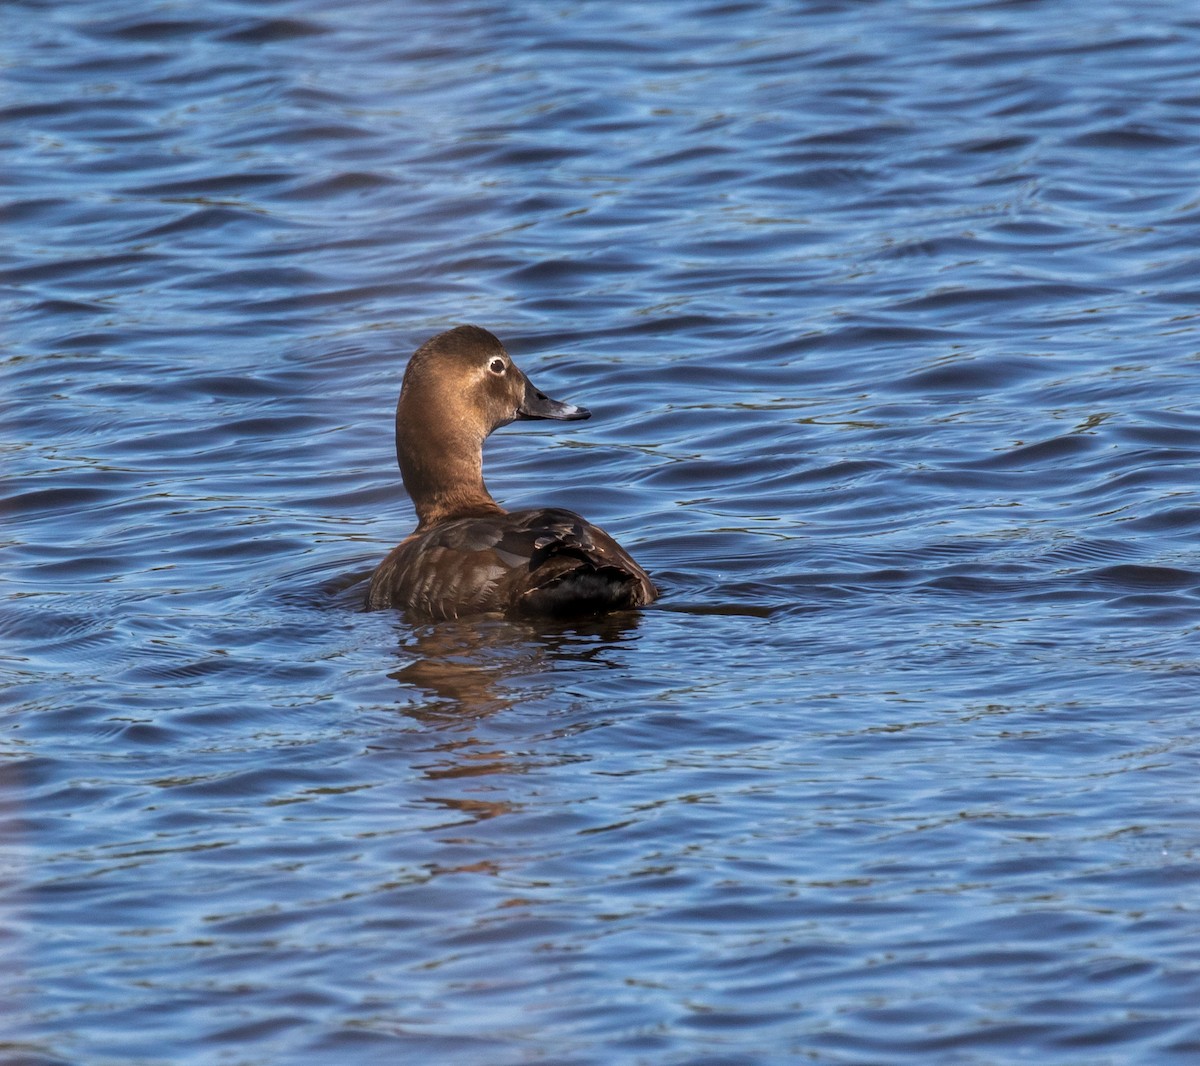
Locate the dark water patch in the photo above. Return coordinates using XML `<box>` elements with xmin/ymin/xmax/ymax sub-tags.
<box><xmin>281</xmin><ymin>170</ymin><xmax>395</xmax><ymax>200</ymax></box>
<box><xmin>1113</xmin><ymin>420</ymin><xmax>1200</xmax><ymax>449</ymax></box>
<box><xmin>1124</xmin><ymin>505</ymin><xmax>1200</xmax><ymax>534</ymax></box>
<box><xmin>23</xmin><ymin>297</ymin><xmax>108</xmax><ymax>316</ymax></box>
<box><xmin>1089</xmin><ymin>564</ymin><xmax>1200</xmax><ymax>593</ymax></box>
<box><xmin>224</xmin><ymin>121</ymin><xmax>375</xmax><ymax>148</ymax></box>
<box><xmin>127</xmin><ymin>204</ymin><xmax>290</xmax><ymax>241</ymax></box>
<box><xmin>0</xmin><ymin>199</ymin><xmax>75</xmax><ymax>226</ymax></box>
<box><xmin>901</xmin><ymin>351</ymin><xmax>1051</xmax><ymax>393</ymax></box>
<box><xmin>187</xmin><ymin>265</ymin><xmax>324</xmax><ymax>293</ymax></box>
<box><xmin>224</xmin><ymin>281</ymin><xmax>411</xmax><ymax>314</ymax></box>
<box><xmin>217</xmin><ymin>18</ymin><xmax>329</xmax><ymax>45</ymax></box>
<box><xmin>85</xmin><ymin>16</ymin><xmax>222</xmax><ymax>42</ymax></box>
<box><xmin>969</xmin><ymin>432</ymin><xmax>1101</xmax><ymax>469</ymax></box>
<box><xmin>3</xmin><ymin>484</ymin><xmax>117</xmax><ymax>517</ymax></box>
<box><xmin>753</xmin><ymin>164</ymin><xmax>879</xmax><ymax>192</ymax></box>
<box><xmin>0</xmin><ymin>252</ymin><xmax>169</xmax><ymax>286</ymax></box>
<box><xmin>124</xmin><ymin>171</ymin><xmax>297</xmax><ymax>199</ymax></box>
<box><xmin>23</xmin><ymin>554</ymin><xmax>133</xmax><ymax>582</ymax></box>
<box><xmin>898</xmin><ymin>281</ymin><xmax>1111</xmax><ymax>315</ymax></box>
<box><xmin>1067</xmin><ymin>124</ymin><xmax>1186</xmax><ymax>151</ymax></box>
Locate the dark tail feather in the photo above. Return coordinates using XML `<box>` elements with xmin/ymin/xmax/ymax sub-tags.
<box><xmin>518</xmin><ymin>561</ymin><xmax>650</xmax><ymax>617</ymax></box>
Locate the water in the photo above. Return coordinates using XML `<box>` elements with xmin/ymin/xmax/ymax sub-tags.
<box><xmin>5</xmin><ymin>0</ymin><xmax>1200</xmax><ymax>1061</ymax></box>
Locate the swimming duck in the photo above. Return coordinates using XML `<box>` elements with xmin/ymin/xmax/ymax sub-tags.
<box><xmin>366</xmin><ymin>325</ymin><xmax>657</xmax><ymax>620</ymax></box>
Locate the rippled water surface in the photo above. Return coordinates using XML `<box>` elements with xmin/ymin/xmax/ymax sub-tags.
<box><xmin>6</xmin><ymin>1</ymin><xmax>1200</xmax><ymax>1062</ymax></box>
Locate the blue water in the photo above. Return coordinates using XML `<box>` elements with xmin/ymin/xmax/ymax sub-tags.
<box><xmin>5</xmin><ymin>1</ymin><xmax>1200</xmax><ymax>1062</ymax></box>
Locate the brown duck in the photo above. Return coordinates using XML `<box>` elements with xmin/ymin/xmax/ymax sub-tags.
<box><xmin>366</xmin><ymin>325</ymin><xmax>657</xmax><ymax>620</ymax></box>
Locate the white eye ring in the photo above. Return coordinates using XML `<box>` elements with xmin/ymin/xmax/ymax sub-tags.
<box><xmin>488</xmin><ymin>357</ymin><xmax>507</xmax><ymax>375</ymax></box>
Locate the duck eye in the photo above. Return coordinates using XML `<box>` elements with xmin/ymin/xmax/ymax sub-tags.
<box><xmin>488</xmin><ymin>357</ymin><xmax>506</xmax><ymax>375</ymax></box>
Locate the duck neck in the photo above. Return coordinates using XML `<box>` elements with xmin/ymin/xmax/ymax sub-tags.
<box><xmin>396</xmin><ymin>419</ymin><xmax>504</xmax><ymax>530</ymax></box>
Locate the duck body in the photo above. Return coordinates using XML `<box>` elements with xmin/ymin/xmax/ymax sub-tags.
<box><xmin>366</xmin><ymin>325</ymin><xmax>657</xmax><ymax>620</ymax></box>
<box><xmin>366</xmin><ymin>506</ymin><xmax>656</xmax><ymax>620</ymax></box>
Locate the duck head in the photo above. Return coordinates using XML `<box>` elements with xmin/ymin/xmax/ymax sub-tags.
<box><xmin>393</xmin><ymin>325</ymin><xmax>590</xmax><ymax>527</ymax></box>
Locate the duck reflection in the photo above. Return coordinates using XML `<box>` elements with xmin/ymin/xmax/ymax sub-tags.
<box><xmin>389</xmin><ymin>613</ymin><xmax>643</xmax><ymax>721</ymax></box>
<box><xmin>386</xmin><ymin>614</ymin><xmax>643</xmax><ymax>825</ymax></box>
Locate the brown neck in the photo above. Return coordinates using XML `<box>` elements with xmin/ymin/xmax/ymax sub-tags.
<box><xmin>396</xmin><ymin>417</ymin><xmax>504</xmax><ymax>530</ymax></box>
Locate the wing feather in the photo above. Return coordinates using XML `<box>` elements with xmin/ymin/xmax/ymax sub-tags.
<box><xmin>366</xmin><ymin>508</ymin><xmax>657</xmax><ymax>620</ymax></box>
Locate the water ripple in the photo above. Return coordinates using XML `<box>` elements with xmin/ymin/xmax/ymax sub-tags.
<box><xmin>4</xmin><ymin>0</ymin><xmax>1200</xmax><ymax>1062</ymax></box>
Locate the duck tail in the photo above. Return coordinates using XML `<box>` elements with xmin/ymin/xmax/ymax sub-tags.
<box><xmin>518</xmin><ymin>559</ymin><xmax>652</xmax><ymax>617</ymax></box>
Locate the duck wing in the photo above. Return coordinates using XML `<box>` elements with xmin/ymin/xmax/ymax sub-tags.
<box><xmin>503</xmin><ymin>508</ymin><xmax>657</xmax><ymax>617</ymax></box>
<box><xmin>366</xmin><ymin>508</ymin><xmax>657</xmax><ymax>620</ymax></box>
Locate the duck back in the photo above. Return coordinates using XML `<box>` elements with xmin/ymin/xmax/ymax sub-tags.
<box><xmin>366</xmin><ymin>507</ymin><xmax>656</xmax><ymax>621</ymax></box>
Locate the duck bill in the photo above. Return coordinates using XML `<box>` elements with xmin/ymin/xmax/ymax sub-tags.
<box><xmin>516</xmin><ymin>374</ymin><xmax>591</xmax><ymax>421</ymax></box>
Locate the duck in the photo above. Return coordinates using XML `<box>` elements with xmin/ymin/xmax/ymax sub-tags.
<box><xmin>365</xmin><ymin>325</ymin><xmax>658</xmax><ymax>620</ymax></box>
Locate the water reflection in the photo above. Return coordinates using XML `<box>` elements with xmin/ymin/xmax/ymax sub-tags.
<box><xmin>386</xmin><ymin>614</ymin><xmax>645</xmax><ymax>824</ymax></box>
<box><xmin>390</xmin><ymin>613</ymin><xmax>646</xmax><ymax>720</ymax></box>
<box><xmin>390</xmin><ymin>620</ymin><xmax>528</xmax><ymax>719</ymax></box>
